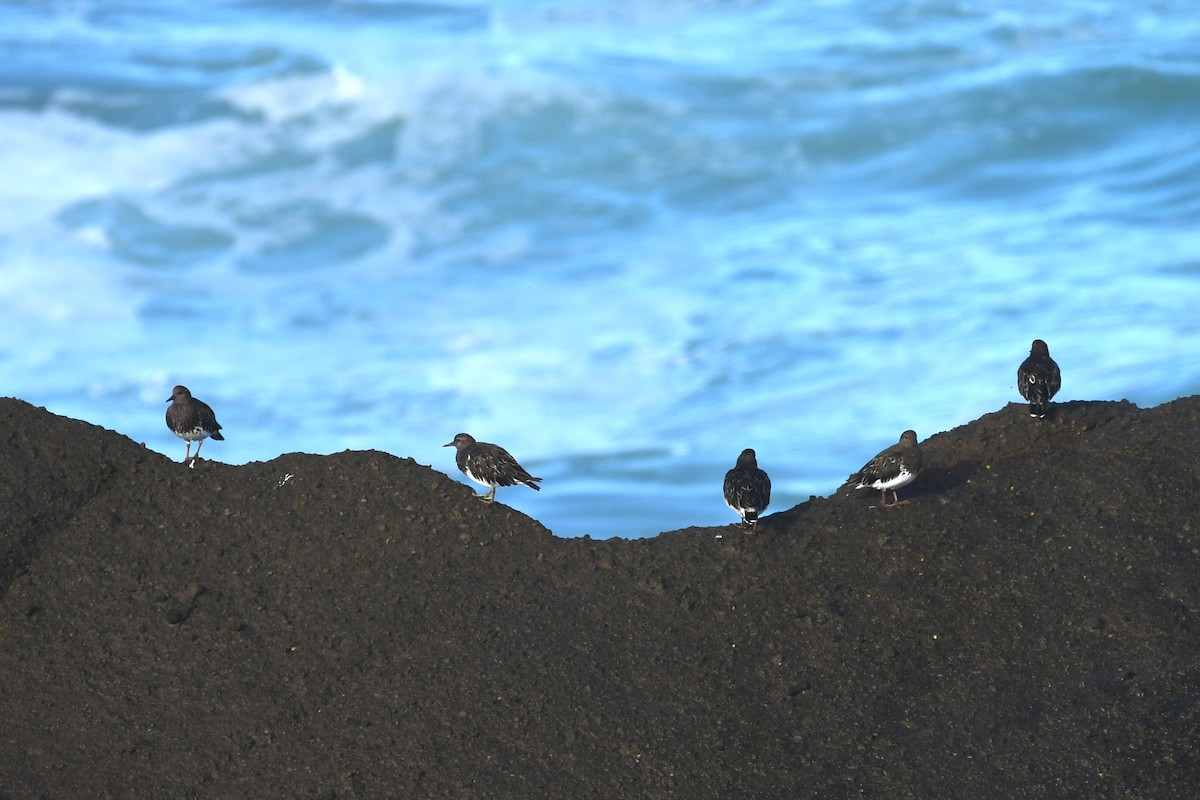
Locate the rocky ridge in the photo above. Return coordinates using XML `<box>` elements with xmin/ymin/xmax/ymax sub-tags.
<box><xmin>0</xmin><ymin>396</ymin><xmax>1197</xmax><ymax>798</ymax></box>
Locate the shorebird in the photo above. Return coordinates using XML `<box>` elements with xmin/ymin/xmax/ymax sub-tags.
<box><xmin>845</xmin><ymin>429</ymin><xmax>923</xmax><ymax>508</ymax></box>
<box><xmin>1017</xmin><ymin>339</ymin><xmax>1061</xmax><ymax>418</ymax></box>
<box><xmin>165</xmin><ymin>385</ymin><xmax>224</xmax><ymax>465</ymax></box>
<box><xmin>444</xmin><ymin>433</ymin><xmax>542</xmax><ymax>503</ymax></box>
<box><xmin>723</xmin><ymin>448</ymin><xmax>771</xmax><ymax>533</ymax></box>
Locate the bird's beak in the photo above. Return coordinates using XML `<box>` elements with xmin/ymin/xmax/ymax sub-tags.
<box><xmin>443</xmin><ymin>441</ymin><xmax>454</xmax><ymax>447</ymax></box>
<box><xmin>165</xmin><ymin>396</ymin><xmax>172</xmax><ymax>403</ymax></box>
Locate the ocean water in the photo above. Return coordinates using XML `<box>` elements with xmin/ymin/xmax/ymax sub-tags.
<box><xmin>2</xmin><ymin>1</ymin><xmax>1198</xmax><ymax>538</ymax></box>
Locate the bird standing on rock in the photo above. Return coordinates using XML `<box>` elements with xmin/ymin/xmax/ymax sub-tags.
<box><xmin>165</xmin><ymin>385</ymin><xmax>224</xmax><ymax>465</ymax></box>
<box><xmin>723</xmin><ymin>448</ymin><xmax>771</xmax><ymax>533</ymax></box>
<box><xmin>444</xmin><ymin>433</ymin><xmax>542</xmax><ymax>504</ymax></box>
<box><xmin>845</xmin><ymin>429</ymin><xmax>923</xmax><ymax>508</ymax></box>
<box><xmin>1017</xmin><ymin>339</ymin><xmax>1061</xmax><ymax>419</ymax></box>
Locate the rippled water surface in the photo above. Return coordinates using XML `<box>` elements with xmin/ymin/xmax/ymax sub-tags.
<box><xmin>2</xmin><ymin>1</ymin><xmax>1199</xmax><ymax>536</ymax></box>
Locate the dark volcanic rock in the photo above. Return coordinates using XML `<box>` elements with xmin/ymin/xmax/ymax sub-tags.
<box><xmin>0</xmin><ymin>396</ymin><xmax>1197</xmax><ymax>798</ymax></box>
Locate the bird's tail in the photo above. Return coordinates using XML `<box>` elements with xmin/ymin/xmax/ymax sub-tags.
<box><xmin>523</xmin><ymin>477</ymin><xmax>543</xmax><ymax>491</ymax></box>
<box><xmin>212</xmin><ymin>431</ymin><xmax>226</xmax><ymax>440</ymax></box>
<box><xmin>1027</xmin><ymin>382</ymin><xmax>1049</xmax><ymax>417</ymax></box>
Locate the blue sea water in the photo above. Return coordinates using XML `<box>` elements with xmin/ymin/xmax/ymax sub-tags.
<box><xmin>1</xmin><ymin>1</ymin><xmax>1198</xmax><ymax>538</ymax></box>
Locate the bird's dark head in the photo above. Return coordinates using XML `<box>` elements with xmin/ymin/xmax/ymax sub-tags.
<box><xmin>899</xmin><ymin>430</ymin><xmax>919</xmax><ymax>446</ymax></box>
<box><xmin>167</xmin><ymin>385</ymin><xmax>191</xmax><ymax>403</ymax></box>
<box><xmin>444</xmin><ymin>433</ymin><xmax>476</xmax><ymax>449</ymax></box>
<box><xmin>1030</xmin><ymin>339</ymin><xmax>1050</xmax><ymax>357</ymax></box>
<box><xmin>736</xmin><ymin>448</ymin><xmax>758</xmax><ymax>468</ymax></box>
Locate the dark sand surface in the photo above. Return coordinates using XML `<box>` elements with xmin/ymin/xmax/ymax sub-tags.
<box><xmin>1</xmin><ymin>396</ymin><xmax>1197</xmax><ymax>798</ymax></box>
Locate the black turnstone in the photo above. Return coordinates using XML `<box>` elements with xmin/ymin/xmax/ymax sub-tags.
<box><xmin>845</xmin><ymin>429</ymin><xmax>923</xmax><ymax>508</ymax></box>
<box><xmin>165</xmin><ymin>385</ymin><xmax>224</xmax><ymax>465</ymax></box>
<box><xmin>444</xmin><ymin>433</ymin><xmax>542</xmax><ymax>504</ymax></box>
<box><xmin>723</xmin><ymin>448</ymin><xmax>771</xmax><ymax>533</ymax></box>
<box><xmin>1017</xmin><ymin>338</ymin><xmax>1061</xmax><ymax>418</ymax></box>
